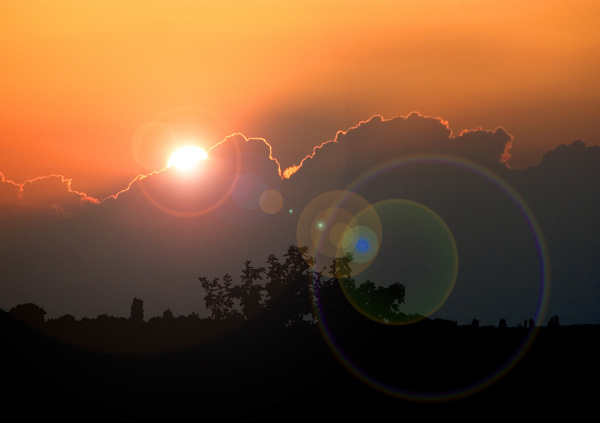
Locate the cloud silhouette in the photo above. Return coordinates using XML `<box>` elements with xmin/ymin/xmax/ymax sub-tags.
<box><xmin>0</xmin><ymin>114</ymin><xmax>598</xmax><ymax>326</ymax></box>
<box><xmin>507</xmin><ymin>140</ymin><xmax>600</xmax><ymax>324</ymax></box>
<box><xmin>0</xmin><ymin>173</ymin><xmax>99</xmax><ymax>217</ymax></box>
<box><xmin>286</xmin><ymin>113</ymin><xmax>512</xmax><ymax>183</ymax></box>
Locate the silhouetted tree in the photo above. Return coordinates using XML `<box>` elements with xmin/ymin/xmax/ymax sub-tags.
<box><xmin>199</xmin><ymin>245</ymin><xmax>316</xmax><ymax>325</ymax></box>
<box><xmin>9</xmin><ymin>303</ymin><xmax>46</xmax><ymax>328</ymax></box>
<box><xmin>499</xmin><ymin>318</ymin><xmax>507</xmax><ymax>328</ymax></box>
<box><xmin>230</xmin><ymin>260</ymin><xmax>266</xmax><ymax>320</ymax></box>
<box><xmin>265</xmin><ymin>253</ymin><xmax>285</xmax><ymax>300</ymax></box>
<box><xmin>319</xmin><ymin>253</ymin><xmax>412</xmax><ymax>326</ymax></box>
<box><xmin>54</xmin><ymin>314</ymin><xmax>76</xmax><ymax>324</ymax></box>
<box><xmin>308</xmin><ymin>254</ymin><xmax>361</xmax><ymax>329</ymax></box>
<box><xmin>329</xmin><ymin>252</ymin><xmax>353</xmax><ymax>280</ymax></box>
<box><xmin>198</xmin><ymin>245</ymin><xmax>411</xmax><ymax>329</ymax></box>
<box><xmin>130</xmin><ymin>298</ymin><xmax>144</xmax><ymax>323</ymax></box>
<box><xmin>264</xmin><ymin>245</ymin><xmax>315</xmax><ymax>327</ymax></box>
<box><xmin>548</xmin><ymin>315</ymin><xmax>560</xmax><ymax>328</ymax></box>
<box><xmin>471</xmin><ymin>319</ymin><xmax>480</xmax><ymax>328</ymax></box>
<box><xmin>353</xmin><ymin>280</ymin><xmax>407</xmax><ymax>322</ymax></box>
<box><xmin>199</xmin><ymin>273</ymin><xmax>236</xmax><ymax>320</ymax></box>
<box><xmin>187</xmin><ymin>311</ymin><xmax>200</xmax><ymax>321</ymax></box>
<box><xmin>94</xmin><ymin>314</ymin><xmax>126</xmax><ymax>323</ymax></box>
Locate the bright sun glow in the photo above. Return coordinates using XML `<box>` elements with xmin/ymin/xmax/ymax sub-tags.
<box><xmin>167</xmin><ymin>146</ymin><xmax>208</xmax><ymax>170</ymax></box>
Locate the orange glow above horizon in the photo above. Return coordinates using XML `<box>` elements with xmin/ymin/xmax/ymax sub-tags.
<box><xmin>1</xmin><ymin>0</ymin><xmax>599</xmax><ymax>194</ymax></box>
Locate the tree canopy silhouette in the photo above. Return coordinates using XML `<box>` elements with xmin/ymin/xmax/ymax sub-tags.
<box><xmin>9</xmin><ymin>303</ymin><xmax>46</xmax><ymax>329</ymax></box>
<box><xmin>199</xmin><ymin>245</ymin><xmax>416</xmax><ymax>329</ymax></box>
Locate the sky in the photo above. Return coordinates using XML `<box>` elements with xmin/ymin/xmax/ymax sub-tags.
<box><xmin>1</xmin><ymin>1</ymin><xmax>599</xmax><ymax>326</ymax></box>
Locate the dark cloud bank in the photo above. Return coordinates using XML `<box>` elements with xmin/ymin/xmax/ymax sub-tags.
<box><xmin>1</xmin><ymin>112</ymin><xmax>599</xmax><ymax>326</ymax></box>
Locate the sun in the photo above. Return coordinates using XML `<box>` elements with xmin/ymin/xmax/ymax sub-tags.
<box><xmin>167</xmin><ymin>145</ymin><xmax>208</xmax><ymax>170</ymax></box>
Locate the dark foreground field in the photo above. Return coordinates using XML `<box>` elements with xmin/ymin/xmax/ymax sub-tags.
<box><xmin>1</xmin><ymin>312</ymin><xmax>598</xmax><ymax>421</ymax></box>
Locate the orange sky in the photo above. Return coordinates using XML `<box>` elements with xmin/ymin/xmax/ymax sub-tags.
<box><xmin>1</xmin><ymin>0</ymin><xmax>599</xmax><ymax>196</ymax></box>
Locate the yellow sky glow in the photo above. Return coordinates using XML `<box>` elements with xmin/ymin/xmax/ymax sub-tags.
<box><xmin>1</xmin><ymin>1</ymin><xmax>599</xmax><ymax>194</ymax></box>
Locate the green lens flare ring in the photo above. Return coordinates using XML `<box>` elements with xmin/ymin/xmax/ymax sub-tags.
<box><xmin>339</xmin><ymin>198</ymin><xmax>458</xmax><ymax>325</ymax></box>
<box><xmin>309</xmin><ymin>154</ymin><xmax>550</xmax><ymax>403</ymax></box>
<box><xmin>296</xmin><ymin>190</ymin><xmax>381</xmax><ymax>272</ymax></box>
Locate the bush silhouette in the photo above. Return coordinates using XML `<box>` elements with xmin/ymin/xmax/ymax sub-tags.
<box><xmin>9</xmin><ymin>303</ymin><xmax>46</xmax><ymax>329</ymax></box>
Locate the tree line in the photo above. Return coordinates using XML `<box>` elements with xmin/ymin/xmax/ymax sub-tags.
<box><xmin>4</xmin><ymin>244</ymin><xmax>561</xmax><ymax>332</ymax></box>
<box><xmin>199</xmin><ymin>244</ymin><xmax>415</xmax><ymax>328</ymax></box>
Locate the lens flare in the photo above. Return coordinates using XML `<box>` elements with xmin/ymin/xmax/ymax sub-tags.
<box><xmin>340</xmin><ymin>225</ymin><xmax>379</xmax><ymax>264</ymax></box>
<box><xmin>308</xmin><ymin>154</ymin><xmax>550</xmax><ymax>403</ymax></box>
<box><xmin>296</xmin><ymin>190</ymin><xmax>381</xmax><ymax>273</ymax></box>
<box><xmin>259</xmin><ymin>189</ymin><xmax>283</xmax><ymax>215</ymax></box>
<box><xmin>167</xmin><ymin>145</ymin><xmax>208</xmax><ymax>170</ymax></box>
<box><xmin>343</xmin><ymin>199</ymin><xmax>458</xmax><ymax>324</ymax></box>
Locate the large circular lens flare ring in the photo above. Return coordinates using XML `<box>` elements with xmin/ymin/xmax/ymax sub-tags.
<box><xmin>308</xmin><ymin>154</ymin><xmax>550</xmax><ymax>403</ymax></box>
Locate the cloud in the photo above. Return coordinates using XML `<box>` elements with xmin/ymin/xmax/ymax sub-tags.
<box><xmin>285</xmin><ymin>112</ymin><xmax>513</xmax><ymax>181</ymax></box>
<box><xmin>0</xmin><ymin>113</ymin><xmax>513</xmax><ymax>216</ymax></box>
<box><xmin>507</xmin><ymin>140</ymin><xmax>600</xmax><ymax>324</ymax></box>
<box><xmin>453</xmin><ymin>126</ymin><xmax>513</xmax><ymax>166</ymax></box>
<box><xmin>0</xmin><ymin>173</ymin><xmax>21</xmax><ymax>210</ymax></box>
<box><xmin>1</xmin><ymin>173</ymin><xmax>99</xmax><ymax>217</ymax></box>
<box><xmin>0</xmin><ymin>114</ymin><xmax>598</xmax><ymax>326</ymax></box>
